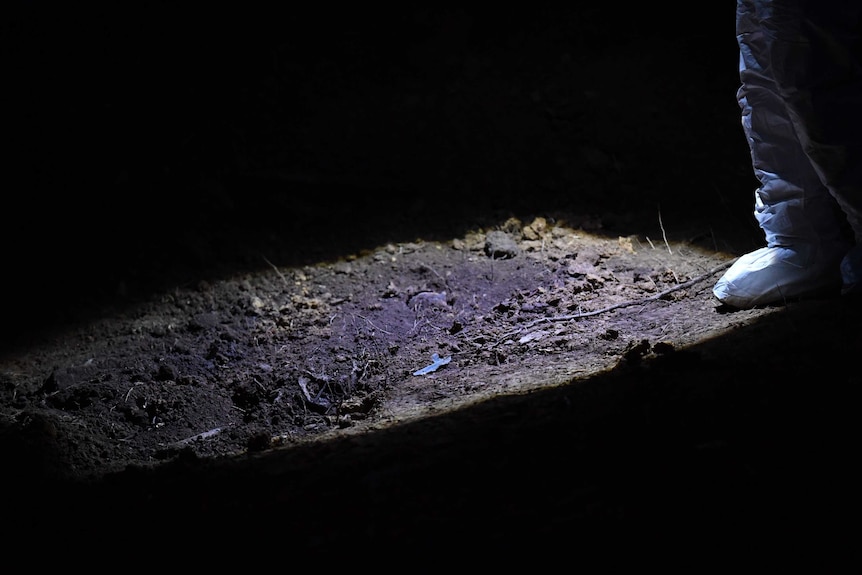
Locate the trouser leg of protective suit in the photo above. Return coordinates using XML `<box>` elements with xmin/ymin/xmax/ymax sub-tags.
<box><xmin>714</xmin><ymin>0</ymin><xmax>862</xmax><ymax>307</ymax></box>
<box><xmin>791</xmin><ymin>2</ymin><xmax>862</xmax><ymax>243</ymax></box>
<box><xmin>793</xmin><ymin>3</ymin><xmax>862</xmax><ymax>292</ymax></box>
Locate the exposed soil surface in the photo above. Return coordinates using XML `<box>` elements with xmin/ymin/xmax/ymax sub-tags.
<box><xmin>3</xmin><ymin>5</ymin><xmax>859</xmax><ymax>562</ymax></box>
<box><xmin>3</xmin><ymin>216</ymin><xmax>751</xmax><ymax>476</ymax></box>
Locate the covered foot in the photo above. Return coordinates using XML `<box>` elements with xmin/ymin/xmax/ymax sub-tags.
<box><xmin>713</xmin><ymin>244</ymin><xmax>845</xmax><ymax>308</ymax></box>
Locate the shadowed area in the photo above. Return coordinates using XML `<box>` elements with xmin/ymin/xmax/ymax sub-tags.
<box><xmin>4</xmin><ymin>4</ymin><xmax>757</xmax><ymax>343</ymax></box>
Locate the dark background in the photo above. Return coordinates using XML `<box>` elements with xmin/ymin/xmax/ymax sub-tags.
<box><xmin>12</xmin><ymin>5</ymin><xmax>847</xmax><ymax>563</ymax></box>
<box><xmin>3</xmin><ymin>4</ymin><xmax>755</xmax><ymax>342</ymax></box>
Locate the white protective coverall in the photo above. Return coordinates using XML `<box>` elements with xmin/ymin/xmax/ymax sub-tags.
<box><xmin>713</xmin><ymin>0</ymin><xmax>862</xmax><ymax>308</ymax></box>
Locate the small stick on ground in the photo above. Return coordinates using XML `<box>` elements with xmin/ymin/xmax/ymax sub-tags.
<box><xmin>658</xmin><ymin>205</ymin><xmax>672</xmax><ymax>255</ymax></box>
<box><xmin>263</xmin><ymin>255</ymin><xmax>289</xmax><ymax>285</ymax></box>
<box><xmin>490</xmin><ymin>259</ymin><xmax>736</xmax><ymax>345</ymax></box>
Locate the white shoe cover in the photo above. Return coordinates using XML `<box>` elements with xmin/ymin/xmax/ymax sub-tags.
<box><xmin>713</xmin><ymin>244</ymin><xmax>843</xmax><ymax>308</ymax></box>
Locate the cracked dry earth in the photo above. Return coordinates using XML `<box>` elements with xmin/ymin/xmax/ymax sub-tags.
<box><xmin>1</xmin><ymin>213</ymin><xmax>750</xmax><ymax>482</ymax></box>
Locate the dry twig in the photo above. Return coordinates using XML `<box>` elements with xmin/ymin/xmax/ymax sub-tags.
<box><xmin>490</xmin><ymin>259</ymin><xmax>736</xmax><ymax>345</ymax></box>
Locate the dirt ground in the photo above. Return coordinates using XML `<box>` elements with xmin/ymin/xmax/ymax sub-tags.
<box><xmin>2</xmin><ymin>5</ymin><xmax>859</xmax><ymax>562</ymax></box>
